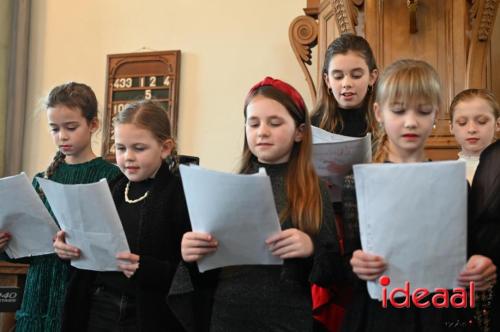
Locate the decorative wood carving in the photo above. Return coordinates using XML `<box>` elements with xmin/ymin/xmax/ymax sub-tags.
<box><xmin>289</xmin><ymin>15</ymin><xmax>319</xmax><ymax>103</ymax></box>
<box><xmin>332</xmin><ymin>0</ymin><xmax>359</xmax><ymax>34</ymax></box>
<box><xmin>407</xmin><ymin>0</ymin><xmax>419</xmax><ymax>33</ymax></box>
<box><xmin>469</xmin><ymin>0</ymin><xmax>499</xmax><ymax>40</ymax></box>
<box><xmin>466</xmin><ymin>0</ymin><xmax>499</xmax><ymax>87</ymax></box>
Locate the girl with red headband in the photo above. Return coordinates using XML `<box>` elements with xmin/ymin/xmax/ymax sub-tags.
<box><xmin>170</xmin><ymin>77</ymin><xmax>344</xmax><ymax>331</ymax></box>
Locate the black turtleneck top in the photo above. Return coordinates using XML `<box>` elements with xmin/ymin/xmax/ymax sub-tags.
<box><xmin>311</xmin><ymin>105</ymin><xmax>368</xmax><ymax>137</ymax></box>
<box><xmin>208</xmin><ymin>160</ymin><xmax>339</xmax><ymax>332</ymax></box>
<box><xmin>336</xmin><ymin>107</ymin><xmax>368</xmax><ymax>137</ymax></box>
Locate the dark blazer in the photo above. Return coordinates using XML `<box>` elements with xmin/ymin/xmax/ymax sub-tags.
<box><xmin>469</xmin><ymin>140</ymin><xmax>500</xmax><ymax>332</ymax></box>
<box><xmin>61</xmin><ymin>162</ymin><xmax>190</xmax><ymax>331</ymax></box>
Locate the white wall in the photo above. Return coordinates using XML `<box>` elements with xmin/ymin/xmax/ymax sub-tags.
<box><xmin>22</xmin><ymin>0</ymin><xmax>312</xmax><ymax>176</ymax></box>
<box><xmin>0</xmin><ymin>0</ymin><xmax>12</xmax><ymax>176</ymax></box>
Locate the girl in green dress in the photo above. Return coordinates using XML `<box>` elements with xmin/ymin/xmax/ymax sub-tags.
<box><xmin>6</xmin><ymin>82</ymin><xmax>121</xmax><ymax>331</ymax></box>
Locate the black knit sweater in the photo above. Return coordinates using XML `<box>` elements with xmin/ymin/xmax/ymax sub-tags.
<box><xmin>168</xmin><ymin>160</ymin><xmax>345</xmax><ymax>332</ymax></box>
<box><xmin>61</xmin><ymin>162</ymin><xmax>190</xmax><ymax>332</ymax></box>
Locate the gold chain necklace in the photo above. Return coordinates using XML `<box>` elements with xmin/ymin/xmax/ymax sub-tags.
<box><xmin>124</xmin><ymin>181</ymin><xmax>149</xmax><ymax>204</ymax></box>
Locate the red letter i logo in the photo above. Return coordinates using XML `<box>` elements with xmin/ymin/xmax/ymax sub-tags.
<box><xmin>380</xmin><ymin>275</ymin><xmax>391</xmax><ymax>308</ymax></box>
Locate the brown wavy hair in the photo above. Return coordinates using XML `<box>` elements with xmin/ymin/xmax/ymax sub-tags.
<box><xmin>311</xmin><ymin>33</ymin><xmax>378</xmax><ymax>136</ymax></box>
<box><xmin>240</xmin><ymin>85</ymin><xmax>322</xmax><ymax>236</ymax></box>
<box><xmin>44</xmin><ymin>82</ymin><xmax>99</xmax><ymax>178</ymax></box>
<box><xmin>373</xmin><ymin>59</ymin><xmax>442</xmax><ymax>163</ymax></box>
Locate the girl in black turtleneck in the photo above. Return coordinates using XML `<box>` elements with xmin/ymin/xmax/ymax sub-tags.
<box><xmin>54</xmin><ymin>100</ymin><xmax>189</xmax><ymax>331</ymax></box>
<box><xmin>311</xmin><ymin>33</ymin><xmax>378</xmax><ymax>138</ymax></box>
<box><xmin>310</xmin><ymin>33</ymin><xmax>379</xmax><ymax>332</ymax></box>
<box><xmin>171</xmin><ymin>77</ymin><xmax>343</xmax><ymax>332</ymax></box>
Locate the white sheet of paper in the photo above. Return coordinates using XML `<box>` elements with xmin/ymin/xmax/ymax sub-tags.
<box><xmin>0</xmin><ymin>173</ymin><xmax>59</xmax><ymax>258</ymax></box>
<box><xmin>312</xmin><ymin>126</ymin><xmax>371</xmax><ymax>201</ymax></box>
<box><xmin>353</xmin><ymin>161</ymin><xmax>467</xmax><ymax>300</ymax></box>
<box><xmin>37</xmin><ymin>177</ymin><xmax>130</xmax><ymax>271</ymax></box>
<box><xmin>179</xmin><ymin>165</ymin><xmax>283</xmax><ymax>272</ymax></box>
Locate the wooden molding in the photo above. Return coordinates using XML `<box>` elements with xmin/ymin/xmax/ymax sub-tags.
<box><xmin>407</xmin><ymin>0</ymin><xmax>419</xmax><ymax>33</ymax></box>
<box><xmin>289</xmin><ymin>15</ymin><xmax>319</xmax><ymax>104</ymax></box>
<box><xmin>304</xmin><ymin>0</ymin><xmax>321</xmax><ymax>17</ymax></box>
<box><xmin>332</xmin><ymin>0</ymin><xmax>359</xmax><ymax>33</ymax></box>
<box><xmin>466</xmin><ymin>0</ymin><xmax>499</xmax><ymax>87</ymax></box>
<box><xmin>0</xmin><ymin>261</ymin><xmax>29</xmax><ymax>275</ymax></box>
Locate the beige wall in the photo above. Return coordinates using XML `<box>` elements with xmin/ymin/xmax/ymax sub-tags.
<box><xmin>0</xmin><ymin>1</ymin><xmax>12</xmax><ymax>176</ymax></box>
<box><xmin>22</xmin><ymin>0</ymin><xmax>310</xmax><ymax>176</ymax></box>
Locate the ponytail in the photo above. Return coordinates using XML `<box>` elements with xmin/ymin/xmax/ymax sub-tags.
<box><xmin>166</xmin><ymin>147</ymin><xmax>179</xmax><ymax>173</ymax></box>
<box><xmin>45</xmin><ymin>151</ymin><xmax>66</xmax><ymax>179</ymax></box>
<box><xmin>373</xmin><ymin>131</ymin><xmax>389</xmax><ymax>163</ymax></box>
<box><xmin>36</xmin><ymin>151</ymin><xmax>66</xmax><ymax>200</ymax></box>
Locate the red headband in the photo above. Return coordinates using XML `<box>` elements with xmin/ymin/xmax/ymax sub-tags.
<box><xmin>247</xmin><ymin>76</ymin><xmax>306</xmax><ymax>112</ymax></box>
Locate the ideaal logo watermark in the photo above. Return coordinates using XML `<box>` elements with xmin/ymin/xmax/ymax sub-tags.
<box><xmin>379</xmin><ymin>276</ymin><xmax>475</xmax><ymax>309</ymax></box>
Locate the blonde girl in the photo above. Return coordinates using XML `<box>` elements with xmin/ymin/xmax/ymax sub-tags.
<box><xmin>342</xmin><ymin>60</ymin><xmax>496</xmax><ymax>332</ymax></box>
<box><xmin>449</xmin><ymin>88</ymin><xmax>500</xmax><ymax>183</ymax></box>
<box><xmin>54</xmin><ymin>100</ymin><xmax>189</xmax><ymax>331</ymax></box>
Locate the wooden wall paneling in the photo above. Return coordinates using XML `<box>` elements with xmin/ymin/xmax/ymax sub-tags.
<box><xmin>364</xmin><ymin>0</ymin><xmax>462</xmax><ymax>158</ymax></box>
<box><xmin>317</xmin><ymin>0</ymin><xmax>340</xmax><ymax>86</ymax></box>
<box><xmin>364</xmin><ymin>0</ymin><xmax>382</xmax><ymax>64</ymax></box>
<box><xmin>487</xmin><ymin>7</ymin><xmax>500</xmax><ymax>139</ymax></box>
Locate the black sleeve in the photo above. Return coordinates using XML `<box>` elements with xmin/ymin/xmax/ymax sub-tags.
<box><xmin>309</xmin><ymin>180</ymin><xmax>350</xmax><ymax>287</ymax></box>
<box><xmin>165</xmin><ymin>179</ymin><xmax>217</xmax><ymax>332</ymax></box>
<box><xmin>339</xmin><ymin>174</ymin><xmax>365</xmax><ymax>284</ymax></box>
<box><xmin>341</xmin><ymin>174</ymin><xmax>361</xmax><ymax>254</ymax></box>
<box><xmin>469</xmin><ymin>141</ymin><xmax>500</xmax><ymax>267</ymax></box>
<box><xmin>135</xmin><ymin>181</ymin><xmax>192</xmax><ymax>291</ymax></box>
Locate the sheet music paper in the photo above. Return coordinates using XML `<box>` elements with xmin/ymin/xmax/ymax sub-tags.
<box><xmin>312</xmin><ymin>126</ymin><xmax>371</xmax><ymax>201</ymax></box>
<box><xmin>353</xmin><ymin>161</ymin><xmax>467</xmax><ymax>300</ymax></box>
<box><xmin>180</xmin><ymin>165</ymin><xmax>283</xmax><ymax>272</ymax></box>
<box><xmin>0</xmin><ymin>173</ymin><xmax>59</xmax><ymax>258</ymax></box>
<box><xmin>37</xmin><ymin>178</ymin><xmax>130</xmax><ymax>271</ymax></box>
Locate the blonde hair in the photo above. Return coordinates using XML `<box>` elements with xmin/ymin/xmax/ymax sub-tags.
<box><xmin>449</xmin><ymin>88</ymin><xmax>500</xmax><ymax>121</ymax></box>
<box><xmin>240</xmin><ymin>85</ymin><xmax>323</xmax><ymax>236</ymax></box>
<box><xmin>373</xmin><ymin>59</ymin><xmax>442</xmax><ymax>162</ymax></box>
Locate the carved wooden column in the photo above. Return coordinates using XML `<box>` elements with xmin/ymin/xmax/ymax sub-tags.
<box><xmin>466</xmin><ymin>0</ymin><xmax>500</xmax><ymax>87</ymax></box>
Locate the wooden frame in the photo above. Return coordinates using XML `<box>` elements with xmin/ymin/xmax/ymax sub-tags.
<box><xmin>101</xmin><ymin>50</ymin><xmax>181</xmax><ymax>161</ymax></box>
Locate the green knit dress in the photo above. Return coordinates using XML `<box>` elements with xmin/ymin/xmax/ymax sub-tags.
<box><xmin>15</xmin><ymin>157</ymin><xmax>121</xmax><ymax>332</ymax></box>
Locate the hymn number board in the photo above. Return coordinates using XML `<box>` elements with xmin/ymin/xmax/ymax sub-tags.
<box><xmin>102</xmin><ymin>50</ymin><xmax>181</xmax><ymax>161</ymax></box>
